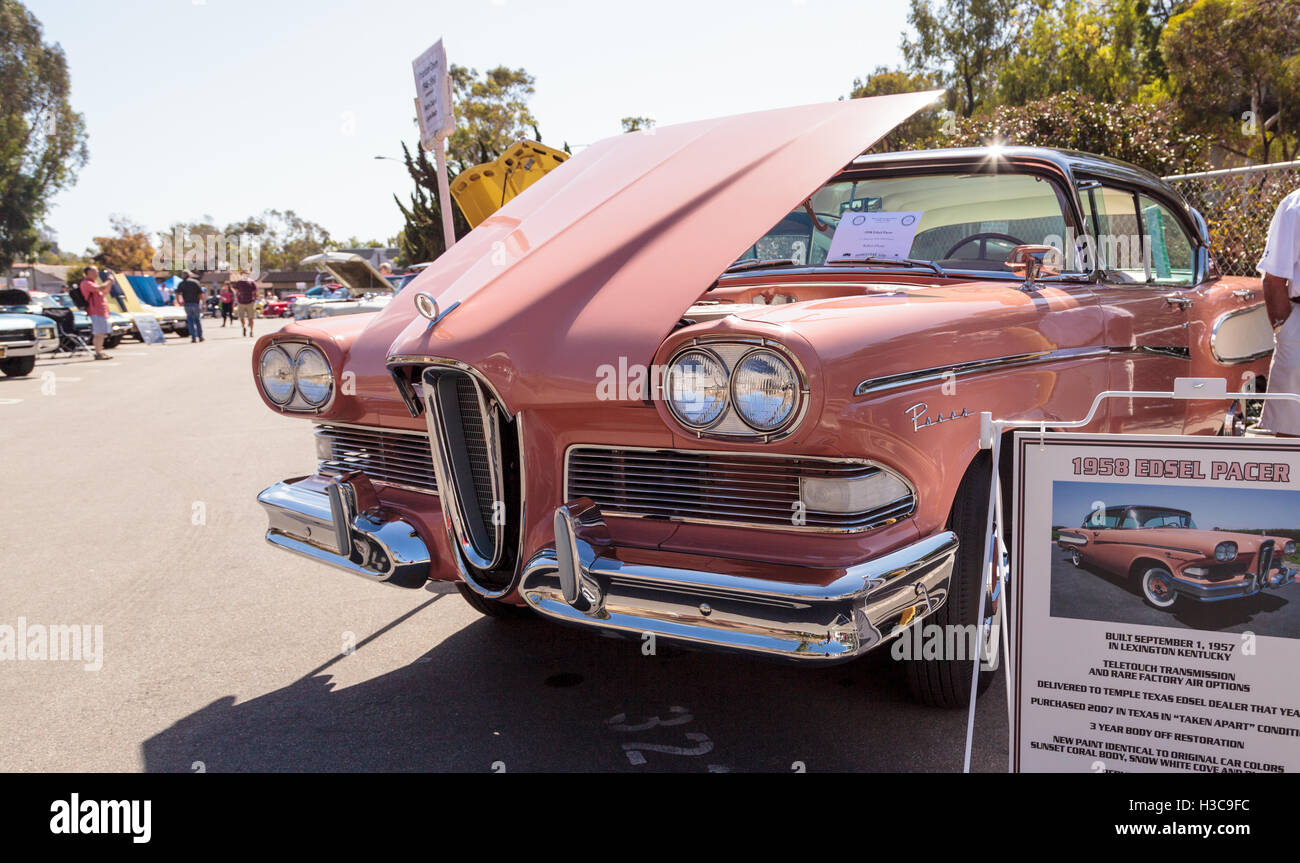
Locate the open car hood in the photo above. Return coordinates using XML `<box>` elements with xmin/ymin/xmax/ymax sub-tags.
<box><xmin>384</xmin><ymin>91</ymin><xmax>942</xmax><ymax>411</ymax></box>
<box><xmin>300</xmin><ymin>253</ymin><xmax>393</xmax><ymax>296</ymax></box>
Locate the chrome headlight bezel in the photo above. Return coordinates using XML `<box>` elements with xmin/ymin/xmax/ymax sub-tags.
<box><xmin>730</xmin><ymin>348</ymin><xmax>799</xmax><ymax>432</ymax></box>
<box><xmin>293</xmin><ymin>345</ymin><xmax>334</xmax><ymax>406</ymax></box>
<box><xmin>1214</xmin><ymin>541</ymin><xmax>1238</xmax><ymax>562</ymax></box>
<box><xmin>257</xmin><ymin>340</ymin><xmax>335</xmax><ymax>413</ymax></box>
<box><xmin>258</xmin><ymin>345</ymin><xmax>296</xmax><ymax>405</ymax></box>
<box><xmin>1284</xmin><ymin>541</ymin><xmax>1296</xmax><ymax>557</ymax></box>
<box><xmin>665</xmin><ymin>347</ymin><xmax>731</xmax><ymax>430</ymax></box>
<box><xmin>662</xmin><ymin>339</ymin><xmax>808</xmax><ymax>441</ymax></box>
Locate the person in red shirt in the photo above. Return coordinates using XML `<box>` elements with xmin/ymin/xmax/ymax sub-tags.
<box><xmin>79</xmin><ymin>265</ymin><xmax>114</xmax><ymax>359</ymax></box>
<box><xmin>231</xmin><ymin>274</ymin><xmax>258</xmax><ymax>337</ymax></box>
<box><xmin>218</xmin><ymin>284</ymin><xmax>234</xmax><ymax>326</ymax></box>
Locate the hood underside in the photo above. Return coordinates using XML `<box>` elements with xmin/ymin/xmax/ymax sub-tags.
<box><xmin>382</xmin><ymin>91</ymin><xmax>943</xmax><ymax>411</ymax></box>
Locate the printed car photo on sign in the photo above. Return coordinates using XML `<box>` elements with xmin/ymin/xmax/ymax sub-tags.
<box><xmin>1050</xmin><ymin>481</ymin><xmax>1300</xmax><ymax>637</ymax></box>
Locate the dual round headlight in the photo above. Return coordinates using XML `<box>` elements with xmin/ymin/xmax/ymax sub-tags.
<box><xmin>1214</xmin><ymin>541</ymin><xmax>1238</xmax><ymax>562</ymax></box>
<box><xmin>259</xmin><ymin>344</ymin><xmax>333</xmax><ymax>407</ymax></box>
<box><xmin>666</xmin><ymin>347</ymin><xmax>799</xmax><ymax>433</ymax></box>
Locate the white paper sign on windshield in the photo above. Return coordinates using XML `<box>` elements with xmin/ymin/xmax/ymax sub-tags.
<box><xmin>826</xmin><ymin>211</ymin><xmax>923</xmax><ymax>261</ymax></box>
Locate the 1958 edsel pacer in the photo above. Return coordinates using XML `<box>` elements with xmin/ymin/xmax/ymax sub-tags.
<box><xmin>252</xmin><ymin>92</ymin><xmax>1275</xmax><ymax>706</ymax></box>
<box><xmin>1057</xmin><ymin>505</ymin><xmax>1296</xmax><ymax>609</ymax></box>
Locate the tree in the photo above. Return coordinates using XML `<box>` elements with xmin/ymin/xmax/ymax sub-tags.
<box><xmin>0</xmin><ymin>0</ymin><xmax>88</xmax><ymax>269</ymax></box>
<box><xmin>996</xmin><ymin>0</ymin><xmax>1156</xmax><ymax>106</ymax></box>
<box><xmin>91</xmin><ymin>215</ymin><xmax>155</xmax><ymax>271</ymax></box>
<box><xmin>621</xmin><ymin>116</ymin><xmax>655</xmax><ymax>133</ymax></box>
<box><xmin>222</xmin><ymin>209</ymin><xmax>333</xmax><ymax>271</ymax></box>
<box><xmin>395</xmin><ymin>64</ymin><xmax>544</xmax><ymax>264</ymax></box>
<box><xmin>942</xmin><ymin>92</ymin><xmax>1208</xmax><ymax>175</ymax></box>
<box><xmin>902</xmin><ymin>0</ymin><xmax>1033</xmax><ymax>117</ymax></box>
<box><xmin>445</xmin><ymin>64</ymin><xmax>539</xmax><ymax>173</ymax></box>
<box><xmin>1161</xmin><ymin>0</ymin><xmax>1300</xmax><ymax>162</ymax></box>
<box><xmin>393</xmin><ymin>140</ymin><xmax>471</xmax><ymax>266</ymax></box>
<box><xmin>851</xmin><ymin>67</ymin><xmax>948</xmax><ymax>151</ymax></box>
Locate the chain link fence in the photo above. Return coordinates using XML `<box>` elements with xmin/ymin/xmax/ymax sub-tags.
<box><xmin>1165</xmin><ymin>161</ymin><xmax>1300</xmax><ymax>277</ymax></box>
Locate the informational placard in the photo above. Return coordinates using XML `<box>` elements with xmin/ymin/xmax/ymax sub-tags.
<box><xmin>826</xmin><ymin>211</ymin><xmax>923</xmax><ymax>261</ymax></box>
<box><xmin>412</xmin><ymin>38</ymin><xmax>454</xmax><ymax>149</ymax></box>
<box><xmin>132</xmin><ymin>314</ymin><xmax>166</xmax><ymax>345</ymax></box>
<box><xmin>1012</xmin><ymin>432</ymin><xmax>1300</xmax><ymax>773</ymax></box>
<box><xmin>12</xmin><ymin>277</ymin><xmax>28</xmax><ymax>290</ymax></box>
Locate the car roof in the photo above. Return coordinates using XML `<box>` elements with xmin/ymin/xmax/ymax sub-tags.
<box><xmin>849</xmin><ymin>146</ymin><xmax>1176</xmax><ymax>197</ymax></box>
<box><xmin>1104</xmin><ymin>504</ymin><xmax>1192</xmax><ymax>514</ymax></box>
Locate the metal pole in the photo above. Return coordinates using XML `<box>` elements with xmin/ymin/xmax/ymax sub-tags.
<box><xmin>433</xmin><ymin>140</ymin><xmax>456</xmax><ymax>253</ymax></box>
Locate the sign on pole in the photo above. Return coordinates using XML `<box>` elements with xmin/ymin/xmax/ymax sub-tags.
<box><xmin>1011</xmin><ymin>431</ymin><xmax>1300</xmax><ymax>773</ymax></box>
<box><xmin>412</xmin><ymin>38</ymin><xmax>457</xmax><ymax>252</ymax></box>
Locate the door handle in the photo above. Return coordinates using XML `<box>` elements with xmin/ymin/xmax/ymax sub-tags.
<box><xmin>1232</xmin><ymin>289</ymin><xmax>1256</xmax><ymax>301</ymax></box>
<box><xmin>1164</xmin><ymin>294</ymin><xmax>1194</xmax><ymax>310</ymax></box>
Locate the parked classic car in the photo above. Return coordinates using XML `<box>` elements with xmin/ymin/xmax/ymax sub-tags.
<box><xmin>251</xmin><ymin>94</ymin><xmax>1276</xmax><ymax>707</ymax></box>
<box><xmin>105</xmin><ymin>275</ymin><xmax>190</xmax><ymax>338</ymax></box>
<box><xmin>262</xmin><ymin>294</ymin><xmax>303</xmax><ymax>318</ymax></box>
<box><xmin>0</xmin><ymin>290</ymin><xmax>58</xmax><ymax>376</ymax></box>
<box><xmin>1057</xmin><ymin>505</ymin><xmax>1297</xmax><ymax>608</ymax></box>
<box><xmin>292</xmin><ymin>253</ymin><xmax>401</xmax><ymax>320</ymax></box>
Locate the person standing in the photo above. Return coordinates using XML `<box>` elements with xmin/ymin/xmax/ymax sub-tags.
<box><xmin>1259</xmin><ymin>188</ymin><xmax>1300</xmax><ymax>437</ymax></box>
<box><xmin>232</xmin><ymin>273</ymin><xmax>258</xmax><ymax>337</ymax></box>
<box><xmin>219</xmin><ymin>283</ymin><xmax>234</xmax><ymax>326</ymax></box>
<box><xmin>176</xmin><ymin>269</ymin><xmax>205</xmax><ymax>343</ymax></box>
<box><xmin>79</xmin><ymin>265</ymin><xmax>114</xmax><ymax>360</ymax></box>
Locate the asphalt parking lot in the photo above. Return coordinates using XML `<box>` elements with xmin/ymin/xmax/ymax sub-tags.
<box><xmin>1048</xmin><ymin>545</ymin><xmax>1300</xmax><ymax>639</ymax></box>
<box><xmin>0</xmin><ymin>320</ymin><xmax>1008</xmax><ymax>772</ymax></box>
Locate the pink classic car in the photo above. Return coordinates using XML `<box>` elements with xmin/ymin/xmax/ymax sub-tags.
<box><xmin>1057</xmin><ymin>505</ymin><xmax>1296</xmax><ymax>609</ymax></box>
<box><xmin>251</xmin><ymin>93</ymin><xmax>1273</xmax><ymax>707</ymax></box>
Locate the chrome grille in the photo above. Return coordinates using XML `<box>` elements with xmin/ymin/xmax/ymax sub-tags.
<box><xmin>0</xmin><ymin>329</ymin><xmax>34</xmax><ymax>343</ymax></box>
<box><xmin>455</xmin><ymin>374</ymin><xmax>496</xmax><ymax>521</ymax></box>
<box><xmin>566</xmin><ymin>446</ymin><xmax>914</xmax><ymax>531</ymax></box>
<box><xmin>315</xmin><ymin>424</ymin><xmax>438</xmax><ymax>494</ymax></box>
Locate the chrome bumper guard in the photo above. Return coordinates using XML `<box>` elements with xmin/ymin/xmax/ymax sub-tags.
<box><xmin>257</xmin><ymin>474</ymin><xmax>431</xmax><ymax>588</ymax></box>
<box><xmin>521</xmin><ymin>498</ymin><xmax>958</xmax><ymax>662</ymax></box>
<box><xmin>1172</xmin><ymin>566</ymin><xmax>1296</xmax><ymax>601</ymax></box>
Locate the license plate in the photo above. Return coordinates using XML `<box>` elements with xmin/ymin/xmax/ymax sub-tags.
<box><xmin>0</xmin><ymin>346</ymin><xmax>7</xmax><ymax>358</ymax></box>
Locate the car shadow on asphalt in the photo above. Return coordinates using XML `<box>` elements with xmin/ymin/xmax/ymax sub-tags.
<box><xmin>140</xmin><ymin>587</ymin><xmax>1010</xmax><ymax>773</ymax></box>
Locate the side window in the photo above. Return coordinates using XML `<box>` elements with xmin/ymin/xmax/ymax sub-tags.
<box><xmin>1120</xmin><ymin>510</ymin><xmax>1139</xmax><ymax>529</ymax></box>
<box><xmin>1138</xmin><ymin>194</ymin><xmax>1195</xmax><ymax>286</ymax></box>
<box><xmin>1087</xmin><ymin>186</ymin><xmax>1148</xmax><ymax>284</ymax></box>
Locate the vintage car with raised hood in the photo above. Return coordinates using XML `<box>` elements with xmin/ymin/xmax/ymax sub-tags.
<box><xmin>292</xmin><ymin>253</ymin><xmax>403</xmax><ymax>320</ymax></box>
<box><xmin>251</xmin><ymin>93</ymin><xmax>1275</xmax><ymax>707</ymax></box>
<box><xmin>1057</xmin><ymin>505</ymin><xmax>1297</xmax><ymax>609</ymax></box>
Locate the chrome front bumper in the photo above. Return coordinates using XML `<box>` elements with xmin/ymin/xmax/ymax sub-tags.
<box><xmin>520</xmin><ymin>498</ymin><xmax>958</xmax><ymax>662</ymax></box>
<box><xmin>257</xmin><ymin>474</ymin><xmax>431</xmax><ymax>588</ymax></box>
<box><xmin>1172</xmin><ymin>565</ymin><xmax>1296</xmax><ymax>601</ymax></box>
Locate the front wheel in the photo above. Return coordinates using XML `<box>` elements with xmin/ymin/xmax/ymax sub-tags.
<box><xmin>0</xmin><ymin>356</ymin><xmax>36</xmax><ymax>377</ymax></box>
<box><xmin>904</xmin><ymin>454</ymin><xmax>1000</xmax><ymax>708</ymax></box>
<box><xmin>1141</xmin><ymin>567</ymin><xmax>1179</xmax><ymax>609</ymax></box>
<box><xmin>1071</xmin><ymin>549</ymin><xmax>1083</xmax><ymax>567</ymax></box>
<box><xmin>456</xmin><ymin>583</ymin><xmax>532</xmax><ymax>619</ymax></box>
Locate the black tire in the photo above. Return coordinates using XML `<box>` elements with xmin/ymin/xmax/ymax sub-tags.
<box><xmin>104</xmin><ymin>335</ymin><xmax>121</xmax><ymax>349</ymax></box>
<box><xmin>1</xmin><ymin>356</ymin><xmax>36</xmax><ymax>377</ymax></box>
<box><xmin>905</xmin><ymin>453</ymin><xmax>999</xmax><ymax>708</ymax></box>
<box><xmin>456</xmin><ymin>583</ymin><xmax>532</xmax><ymax>619</ymax></box>
<box><xmin>174</xmin><ymin>326</ymin><xmax>188</xmax><ymax>338</ymax></box>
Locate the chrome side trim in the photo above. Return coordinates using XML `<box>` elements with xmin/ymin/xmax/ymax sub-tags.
<box><xmin>854</xmin><ymin>346</ymin><xmax>1109</xmax><ymax>397</ymax></box>
<box><xmin>1110</xmin><ymin>344</ymin><xmax>1192</xmax><ymax>361</ymax></box>
<box><xmin>521</xmin><ymin>500</ymin><xmax>958</xmax><ymax>662</ymax></box>
<box><xmin>1210</xmin><ymin>304</ymin><xmax>1275</xmax><ymax>365</ymax></box>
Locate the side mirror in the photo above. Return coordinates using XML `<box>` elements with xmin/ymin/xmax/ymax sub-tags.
<box><xmin>1004</xmin><ymin>244</ymin><xmax>1064</xmax><ymax>290</ymax></box>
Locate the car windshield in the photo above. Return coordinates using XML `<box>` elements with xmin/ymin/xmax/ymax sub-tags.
<box><xmin>1131</xmin><ymin>507</ymin><xmax>1196</xmax><ymax>529</ymax></box>
<box><xmin>733</xmin><ymin>171</ymin><xmax>1075</xmax><ymax>272</ymax></box>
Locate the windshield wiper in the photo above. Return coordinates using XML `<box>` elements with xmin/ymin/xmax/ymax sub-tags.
<box><xmin>722</xmin><ymin>258</ymin><xmax>804</xmax><ymax>274</ymax></box>
<box><xmin>825</xmin><ymin>255</ymin><xmax>948</xmax><ymax>277</ymax></box>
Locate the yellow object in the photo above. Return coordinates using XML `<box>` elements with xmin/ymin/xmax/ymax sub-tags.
<box><xmin>450</xmin><ymin>140</ymin><xmax>569</xmax><ymax>228</ymax></box>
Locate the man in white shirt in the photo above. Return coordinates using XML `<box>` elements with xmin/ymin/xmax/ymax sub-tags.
<box><xmin>1259</xmin><ymin>188</ymin><xmax>1300</xmax><ymax>437</ymax></box>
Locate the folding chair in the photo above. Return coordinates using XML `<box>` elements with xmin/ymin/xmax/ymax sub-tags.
<box><xmin>42</xmin><ymin>308</ymin><xmax>95</xmax><ymax>358</ymax></box>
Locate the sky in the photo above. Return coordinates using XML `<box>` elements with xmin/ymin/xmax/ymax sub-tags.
<box><xmin>27</xmin><ymin>0</ymin><xmax>911</xmax><ymax>256</ymax></box>
<box><xmin>1052</xmin><ymin>481</ymin><xmax>1300</xmax><ymax>532</ymax></box>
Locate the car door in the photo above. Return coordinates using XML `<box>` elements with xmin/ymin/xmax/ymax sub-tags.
<box><xmin>1081</xmin><ymin>182</ymin><xmax>1195</xmax><ymax>434</ymax></box>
